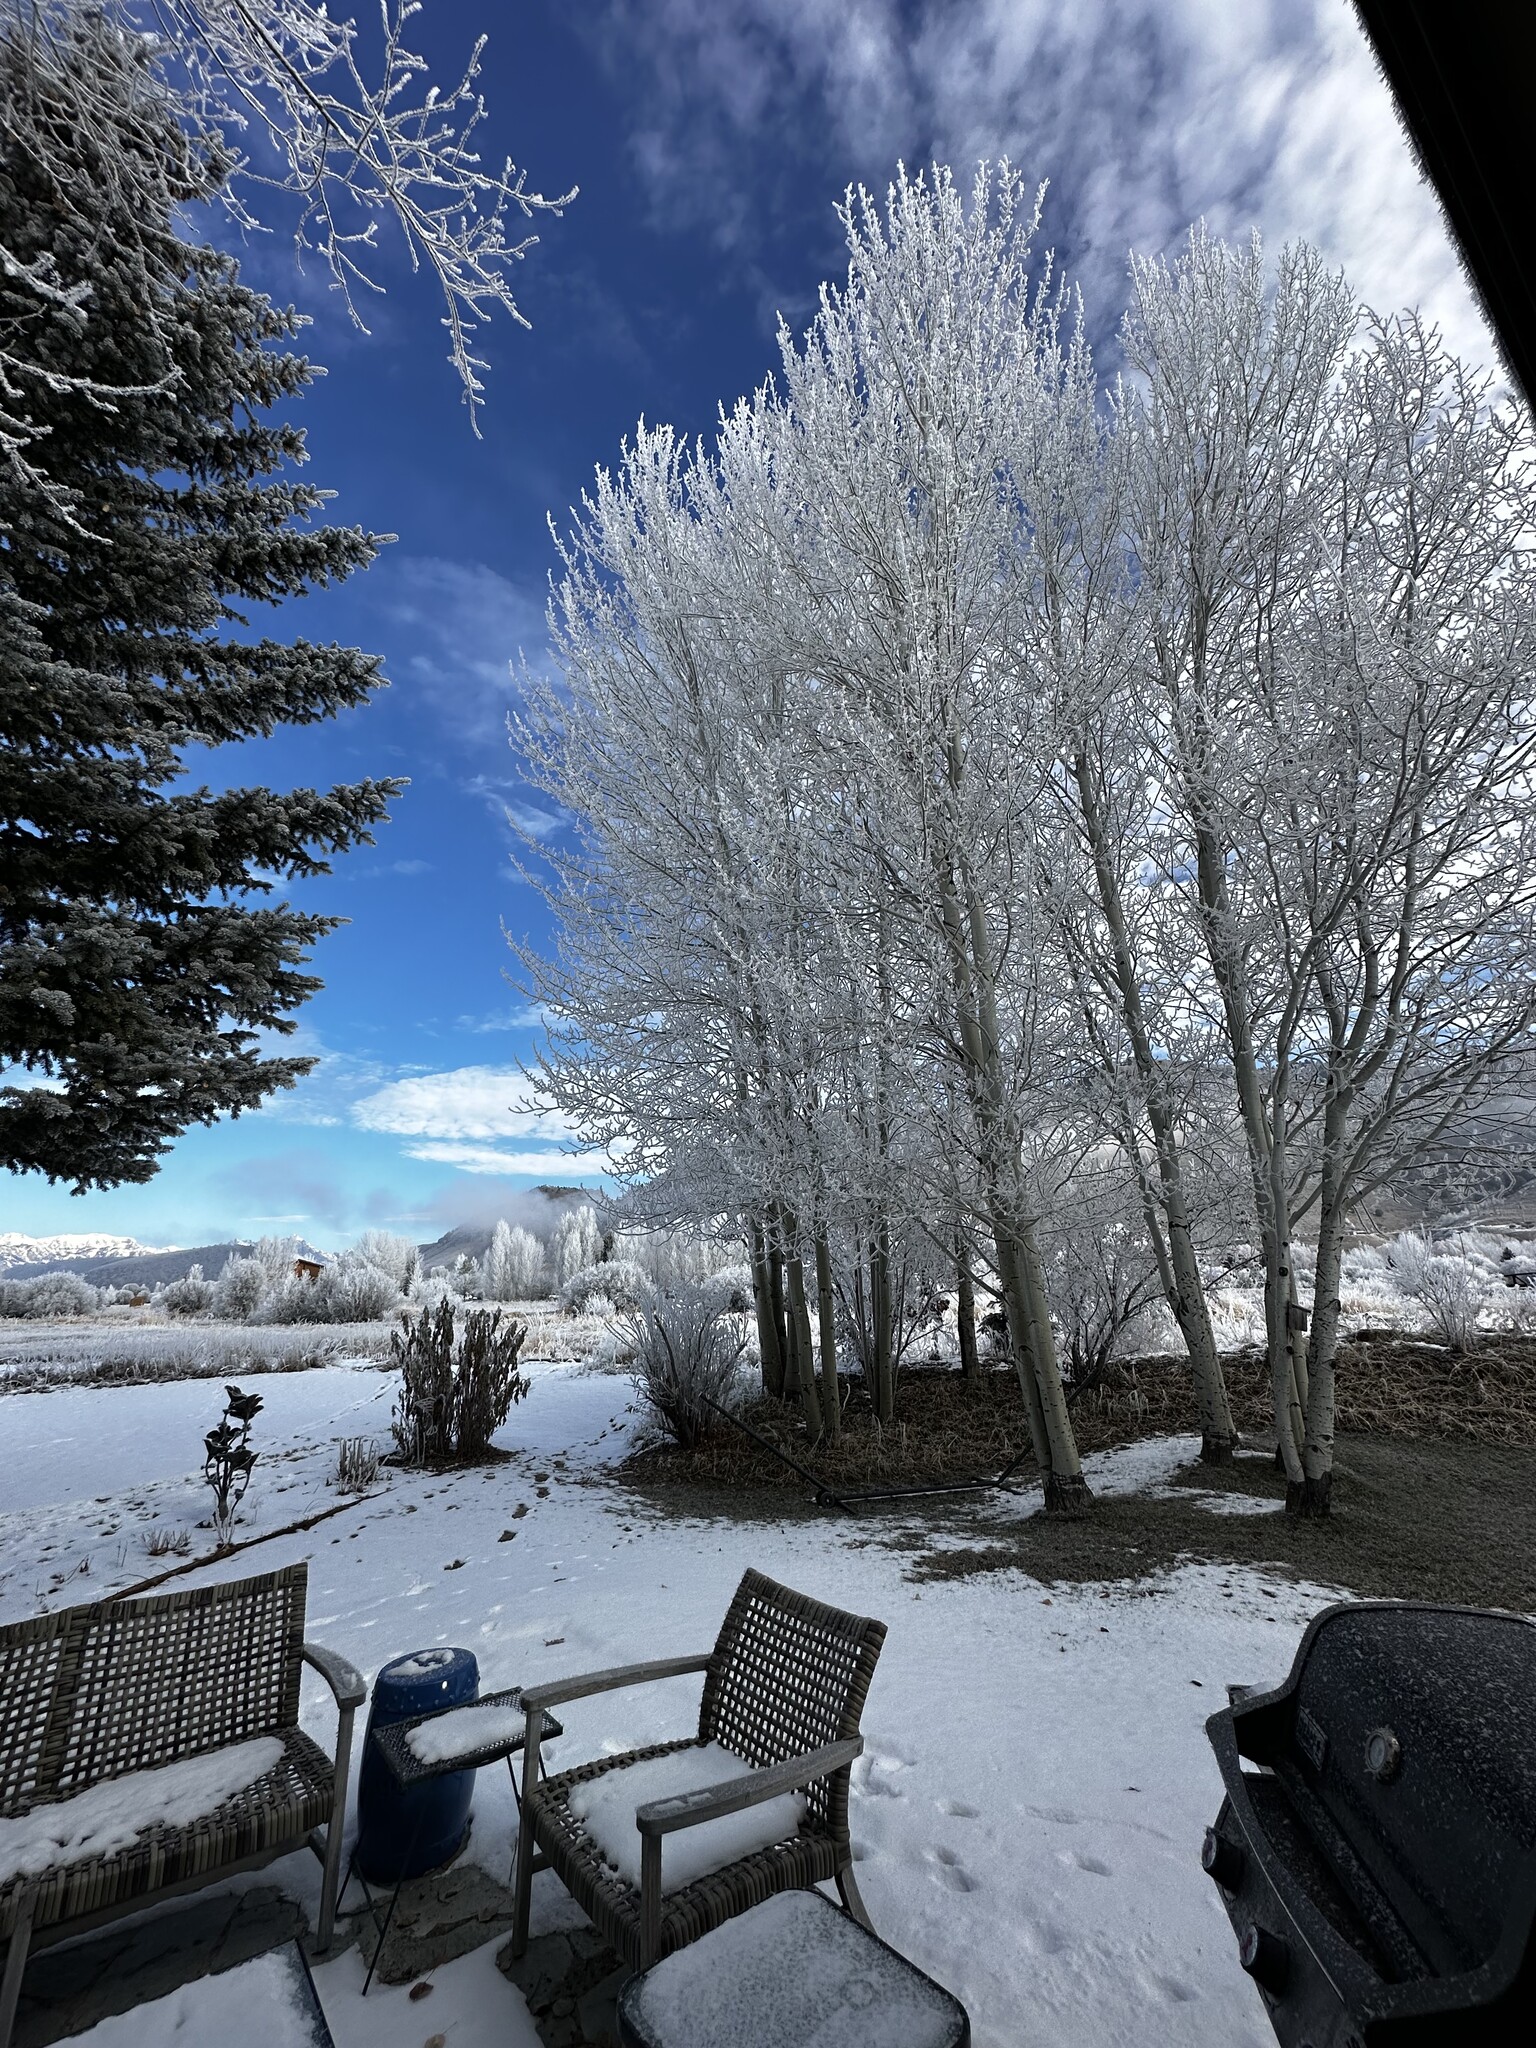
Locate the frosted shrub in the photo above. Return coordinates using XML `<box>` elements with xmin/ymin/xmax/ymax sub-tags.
<box><xmin>254</xmin><ymin>1252</ymin><xmax>398</xmax><ymax>1324</ymax></box>
<box><xmin>699</xmin><ymin>1264</ymin><xmax>753</xmax><ymax>1316</ymax></box>
<box><xmin>1388</xmin><ymin>1233</ymin><xmax>1497</xmax><ymax>1352</ymax></box>
<box><xmin>390</xmin><ymin>1301</ymin><xmax>530</xmax><ymax>1465</ymax></box>
<box><xmin>551</xmin><ymin>1203</ymin><xmax>602</xmax><ymax>1286</ymax></box>
<box><xmin>408</xmin><ymin>1266</ymin><xmax>465</xmax><ymax>1310</ymax></box>
<box><xmin>314</xmin><ymin>1253</ymin><xmax>399</xmax><ymax>1322</ymax></box>
<box><xmin>560</xmin><ymin>1259</ymin><xmax>653</xmax><ymax>1314</ymax></box>
<box><xmin>252</xmin><ymin>1235</ymin><xmax>305</xmax><ymax>1286</ymax></box>
<box><xmin>160</xmin><ymin>1265</ymin><xmax>212</xmax><ymax>1316</ymax></box>
<box><xmin>618</xmin><ymin>1226</ymin><xmax>738</xmax><ymax>1293</ymax></box>
<box><xmin>481</xmin><ymin>1219</ymin><xmax>547</xmax><ymax>1301</ymax></box>
<box><xmin>213</xmin><ymin>1254</ymin><xmax>268</xmax><ymax>1322</ymax></box>
<box><xmin>624</xmin><ymin>1286</ymin><xmax>746</xmax><ymax>1449</ymax></box>
<box><xmin>0</xmin><ymin>1271</ymin><xmax>101</xmax><ymax>1318</ymax></box>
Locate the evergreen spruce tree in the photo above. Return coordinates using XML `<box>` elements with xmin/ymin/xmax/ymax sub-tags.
<box><xmin>0</xmin><ymin>19</ymin><xmax>404</xmax><ymax>1189</ymax></box>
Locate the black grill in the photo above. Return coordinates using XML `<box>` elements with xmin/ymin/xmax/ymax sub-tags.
<box><xmin>1203</xmin><ymin>1602</ymin><xmax>1536</xmax><ymax>2046</ymax></box>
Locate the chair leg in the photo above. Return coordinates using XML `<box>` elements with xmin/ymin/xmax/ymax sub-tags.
<box><xmin>511</xmin><ymin>1800</ymin><xmax>538</xmax><ymax>1958</ymax></box>
<box><xmin>836</xmin><ymin>1858</ymin><xmax>875</xmax><ymax>1933</ymax></box>
<box><xmin>0</xmin><ymin>1887</ymin><xmax>37</xmax><ymax>2048</ymax></box>
<box><xmin>316</xmin><ymin>1699</ymin><xmax>358</xmax><ymax>1954</ymax></box>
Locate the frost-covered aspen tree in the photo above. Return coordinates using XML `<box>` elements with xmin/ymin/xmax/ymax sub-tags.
<box><xmin>1007</xmin><ymin>288</ymin><xmax>1238</xmax><ymax>1460</ymax></box>
<box><xmin>482</xmin><ymin>1219</ymin><xmax>545</xmax><ymax>1301</ymax></box>
<box><xmin>511</xmin><ymin>415</ymin><xmax>839</xmax><ymax>1439</ymax></box>
<box><xmin>769</xmin><ymin>164</ymin><xmax>1089</xmax><ymax>1509</ymax></box>
<box><xmin>1120</xmin><ymin>231</ymin><xmax>1357</xmax><ymax>1486</ymax></box>
<box><xmin>1251</xmin><ymin>313</ymin><xmax>1536</xmax><ymax>1514</ymax></box>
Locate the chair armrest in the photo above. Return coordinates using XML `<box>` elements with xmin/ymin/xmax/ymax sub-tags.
<box><xmin>519</xmin><ymin>1654</ymin><xmax>713</xmax><ymax>1716</ymax></box>
<box><xmin>302</xmin><ymin>1641</ymin><xmax>368</xmax><ymax>1711</ymax></box>
<box><xmin>636</xmin><ymin>1736</ymin><xmax>863</xmax><ymax>1837</ymax></box>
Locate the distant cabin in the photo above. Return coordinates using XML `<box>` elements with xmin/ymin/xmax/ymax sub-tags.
<box><xmin>293</xmin><ymin>1257</ymin><xmax>324</xmax><ymax>1283</ymax></box>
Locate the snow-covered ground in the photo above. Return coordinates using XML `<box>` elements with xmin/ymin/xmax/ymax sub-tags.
<box><xmin>2</xmin><ymin>1353</ymin><xmax>1355</xmax><ymax>2048</ymax></box>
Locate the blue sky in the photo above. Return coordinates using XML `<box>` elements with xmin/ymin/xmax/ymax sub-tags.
<box><xmin>3</xmin><ymin>0</ymin><xmax>1492</xmax><ymax>1252</ymax></box>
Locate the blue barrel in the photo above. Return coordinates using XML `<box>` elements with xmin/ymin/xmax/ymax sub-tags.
<box><xmin>355</xmin><ymin>1646</ymin><xmax>479</xmax><ymax>1883</ymax></box>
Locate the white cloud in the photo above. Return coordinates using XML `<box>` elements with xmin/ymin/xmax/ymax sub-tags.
<box><xmin>377</xmin><ymin>556</ymin><xmax>553</xmax><ymax>749</ymax></box>
<box><xmin>402</xmin><ymin>1141</ymin><xmax>613</xmax><ymax>1178</ymax></box>
<box><xmin>350</xmin><ymin>1065</ymin><xmax>570</xmax><ymax>1142</ymax></box>
<box><xmin>600</xmin><ymin>0</ymin><xmax>1493</xmax><ymax>374</ymax></box>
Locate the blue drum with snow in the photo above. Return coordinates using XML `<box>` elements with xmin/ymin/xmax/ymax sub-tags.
<box><xmin>355</xmin><ymin>1646</ymin><xmax>479</xmax><ymax>1883</ymax></box>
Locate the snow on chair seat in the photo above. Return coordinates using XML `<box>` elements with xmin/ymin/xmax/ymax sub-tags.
<box><xmin>0</xmin><ymin>1565</ymin><xmax>365</xmax><ymax>2048</ymax></box>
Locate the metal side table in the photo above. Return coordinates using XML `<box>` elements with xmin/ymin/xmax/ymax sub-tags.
<box><xmin>349</xmin><ymin>1686</ymin><xmax>564</xmax><ymax>1995</ymax></box>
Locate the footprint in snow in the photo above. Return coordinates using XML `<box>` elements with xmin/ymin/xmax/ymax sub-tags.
<box><xmin>855</xmin><ymin>1772</ymin><xmax>902</xmax><ymax>1800</ymax></box>
<box><xmin>1057</xmin><ymin>1849</ymin><xmax>1112</xmax><ymax>1877</ymax></box>
<box><xmin>1154</xmin><ymin>1975</ymin><xmax>1199</xmax><ymax>2004</ymax></box>
<box><xmin>939</xmin><ymin>1799</ymin><xmax>980</xmax><ymax>1819</ymax></box>
<box><xmin>927</xmin><ymin>1847</ymin><xmax>978</xmax><ymax>1894</ymax></box>
<box><xmin>1023</xmin><ymin>1919</ymin><xmax>1069</xmax><ymax>1956</ymax></box>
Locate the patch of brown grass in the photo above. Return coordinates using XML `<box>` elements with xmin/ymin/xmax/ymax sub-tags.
<box><xmin>625</xmin><ymin>1331</ymin><xmax>1536</xmax><ymax>1497</ymax></box>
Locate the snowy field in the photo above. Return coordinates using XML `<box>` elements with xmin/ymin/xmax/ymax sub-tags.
<box><xmin>0</xmin><ymin>1344</ymin><xmax>1369</xmax><ymax>2048</ymax></box>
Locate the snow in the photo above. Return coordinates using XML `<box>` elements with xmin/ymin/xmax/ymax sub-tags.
<box><xmin>0</xmin><ymin>1738</ymin><xmax>284</xmax><ymax>1887</ymax></box>
<box><xmin>391</xmin><ymin>1647</ymin><xmax>459</xmax><ymax>1679</ymax></box>
<box><xmin>406</xmin><ymin>1698</ymin><xmax>528</xmax><ymax>1765</ymax></box>
<box><xmin>0</xmin><ymin>1362</ymin><xmax>400</xmax><ymax>1612</ymax></box>
<box><xmin>0</xmin><ymin>1353</ymin><xmax>1370</xmax><ymax>2047</ymax></box>
<box><xmin>0</xmin><ymin>1232</ymin><xmax>171</xmax><ymax>1274</ymax></box>
<box><xmin>54</xmin><ymin>1945</ymin><xmax>325</xmax><ymax>2046</ymax></box>
<box><xmin>629</xmin><ymin>1890</ymin><xmax>962</xmax><ymax>2048</ymax></box>
<box><xmin>566</xmin><ymin>1741</ymin><xmax>808</xmax><ymax>1893</ymax></box>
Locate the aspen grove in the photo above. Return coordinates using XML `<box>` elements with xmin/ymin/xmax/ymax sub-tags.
<box><xmin>512</xmin><ymin>165</ymin><xmax>1536</xmax><ymax>1519</ymax></box>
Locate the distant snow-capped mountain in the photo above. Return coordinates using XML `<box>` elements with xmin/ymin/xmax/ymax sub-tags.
<box><xmin>0</xmin><ymin>1232</ymin><xmax>175</xmax><ymax>1271</ymax></box>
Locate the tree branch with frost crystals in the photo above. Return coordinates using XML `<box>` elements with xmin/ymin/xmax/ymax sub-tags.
<box><xmin>1</xmin><ymin>0</ymin><xmax>574</xmax><ymax>437</ymax></box>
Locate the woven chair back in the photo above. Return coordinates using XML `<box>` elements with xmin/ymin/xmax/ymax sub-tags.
<box><xmin>699</xmin><ymin>1569</ymin><xmax>886</xmax><ymax>1836</ymax></box>
<box><xmin>0</xmin><ymin>1564</ymin><xmax>308</xmax><ymax>1814</ymax></box>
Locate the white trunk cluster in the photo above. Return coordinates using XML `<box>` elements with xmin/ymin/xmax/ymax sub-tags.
<box><xmin>510</xmin><ymin>168</ymin><xmax>1536</xmax><ymax>1515</ymax></box>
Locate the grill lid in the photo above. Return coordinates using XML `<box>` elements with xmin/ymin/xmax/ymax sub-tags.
<box><xmin>1205</xmin><ymin>1602</ymin><xmax>1536</xmax><ymax>2046</ymax></box>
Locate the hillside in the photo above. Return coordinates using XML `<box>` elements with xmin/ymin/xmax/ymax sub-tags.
<box><xmin>0</xmin><ymin>1240</ymin><xmax>251</xmax><ymax>1289</ymax></box>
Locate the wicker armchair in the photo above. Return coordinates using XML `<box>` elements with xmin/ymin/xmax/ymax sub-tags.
<box><xmin>0</xmin><ymin>1565</ymin><xmax>364</xmax><ymax>2048</ymax></box>
<box><xmin>511</xmin><ymin>1568</ymin><xmax>887</xmax><ymax>1972</ymax></box>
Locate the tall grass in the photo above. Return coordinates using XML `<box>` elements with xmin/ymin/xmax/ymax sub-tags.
<box><xmin>0</xmin><ymin>1321</ymin><xmax>398</xmax><ymax>1393</ymax></box>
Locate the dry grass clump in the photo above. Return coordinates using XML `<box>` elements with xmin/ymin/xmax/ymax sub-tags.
<box><xmin>333</xmin><ymin>1436</ymin><xmax>382</xmax><ymax>1491</ymax></box>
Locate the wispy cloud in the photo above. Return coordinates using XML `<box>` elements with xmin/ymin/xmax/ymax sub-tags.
<box><xmin>248</xmin><ymin>1031</ymin><xmax>398</xmax><ymax>1128</ymax></box>
<box><xmin>463</xmin><ymin>774</ymin><xmax>566</xmax><ymax>848</ymax></box>
<box><xmin>206</xmin><ymin>1149</ymin><xmax>352</xmax><ymax>1229</ymax></box>
<box><xmin>593</xmin><ymin>0</ymin><xmax>1491</xmax><ymax>371</ymax></box>
<box><xmin>342</xmin><ymin>857</ymin><xmax>435</xmax><ymax>881</ymax></box>
<box><xmin>376</xmin><ymin>556</ymin><xmax>552</xmax><ymax>750</ymax></box>
<box><xmin>456</xmin><ymin>1005</ymin><xmax>548</xmax><ymax>1033</ymax></box>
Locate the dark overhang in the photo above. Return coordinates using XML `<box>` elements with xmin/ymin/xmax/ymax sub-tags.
<box><xmin>1352</xmin><ymin>2</ymin><xmax>1536</xmax><ymax>412</ymax></box>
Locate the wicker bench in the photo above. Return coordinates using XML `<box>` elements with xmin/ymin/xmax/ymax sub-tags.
<box><xmin>0</xmin><ymin>1564</ymin><xmax>364</xmax><ymax>2048</ymax></box>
